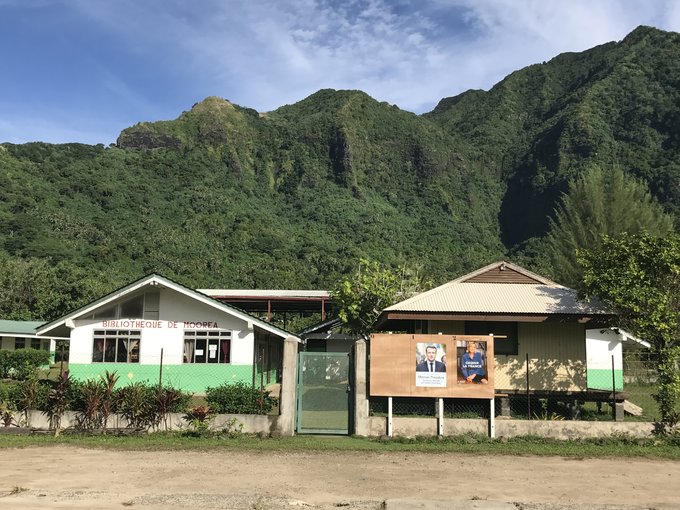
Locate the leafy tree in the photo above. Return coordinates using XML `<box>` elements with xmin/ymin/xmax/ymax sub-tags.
<box><xmin>579</xmin><ymin>232</ymin><xmax>680</xmax><ymax>432</ymax></box>
<box><xmin>331</xmin><ymin>258</ymin><xmax>430</xmax><ymax>339</ymax></box>
<box><xmin>0</xmin><ymin>254</ymin><xmax>124</xmax><ymax>320</ymax></box>
<box><xmin>546</xmin><ymin>166</ymin><xmax>673</xmax><ymax>287</ymax></box>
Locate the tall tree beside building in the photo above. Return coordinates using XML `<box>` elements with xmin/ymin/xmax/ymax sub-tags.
<box><xmin>545</xmin><ymin>166</ymin><xmax>674</xmax><ymax>287</ymax></box>
<box><xmin>579</xmin><ymin>232</ymin><xmax>680</xmax><ymax>432</ymax></box>
<box><xmin>0</xmin><ymin>254</ymin><xmax>124</xmax><ymax>321</ymax></box>
<box><xmin>331</xmin><ymin>259</ymin><xmax>429</xmax><ymax>339</ymax></box>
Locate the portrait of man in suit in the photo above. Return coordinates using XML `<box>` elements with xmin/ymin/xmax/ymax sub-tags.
<box><xmin>416</xmin><ymin>344</ymin><xmax>446</xmax><ymax>373</ymax></box>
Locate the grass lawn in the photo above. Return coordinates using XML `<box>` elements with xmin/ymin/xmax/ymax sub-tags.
<box><xmin>1</xmin><ymin>432</ymin><xmax>679</xmax><ymax>460</ymax></box>
<box><xmin>624</xmin><ymin>382</ymin><xmax>662</xmax><ymax>421</ymax></box>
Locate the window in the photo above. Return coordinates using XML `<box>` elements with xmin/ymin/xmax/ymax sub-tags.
<box><xmin>120</xmin><ymin>294</ymin><xmax>144</xmax><ymax>318</ymax></box>
<box><xmin>89</xmin><ymin>291</ymin><xmax>161</xmax><ymax>320</ymax></box>
<box><xmin>143</xmin><ymin>291</ymin><xmax>160</xmax><ymax>320</ymax></box>
<box><xmin>30</xmin><ymin>339</ymin><xmax>42</xmax><ymax>350</ymax></box>
<box><xmin>92</xmin><ymin>330</ymin><xmax>141</xmax><ymax>363</ymax></box>
<box><xmin>14</xmin><ymin>338</ymin><xmax>25</xmax><ymax>350</ymax></box>
<box><xmin>183</xmin><ymin>331</ymin><xmax>231</xmax><ymax>364</ymax></box>
<box><xmin>465</xmin><ymin>321</ymin><xmax>518</xmax><ymax>355</ymax></box>
<box><xmin>93</xmin><ymin>305</ymin><xmax>116</xmax><ymax>320</ymax></box>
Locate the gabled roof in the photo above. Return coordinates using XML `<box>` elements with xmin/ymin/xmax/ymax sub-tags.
<box><xmin>384</xmin><ymin>261</ymin><xmax>612</xmax><ymax>316</ymax></box>
<box><xmin>36</xmin><ymin>274</ymin><xmax>300</xmax><ymax>341</ymax></box>
<box><xmin>297</xmin><ymin>317</ymin><xmax>342</xmax><ymax>336</ymax></box>
<box><xmin>450</xmin><ymin>260</ymin><xmax>556</xmax><ymax>285</ymax></box>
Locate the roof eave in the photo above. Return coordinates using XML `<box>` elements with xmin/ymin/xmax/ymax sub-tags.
<box><xmin>380</xmin><ymin>310</ymin><xmax>617</xmax><ymax>324</ymax></box>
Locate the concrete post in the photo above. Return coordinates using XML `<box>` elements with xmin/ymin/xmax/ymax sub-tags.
<box><xmin>500</xmin><ymin>397</ymin><xmax>511</xmax><ymax>417</ymax></box>
<box><xmin>353</xmin><ymin>339</ymin><xmax>370</xmax><ymax>436</ymax></box>
<box><xmin>437</xmin><ymin>398</ymin><xmax>444</xmax><ymax>436</ymax></box>
<box><xmin>275</xmin><ymin>336</ymin><xmax>299</xmax><ymax>436</ymax></box>
<box><xmin>489</xmin><ymin>398</ymin><xmax>495</xmax><ymax>438</ymax></box>
<box><xmin>614</xmin><ymin>402</ymin><xmax>625</xmax><ymax>422</ymax></box>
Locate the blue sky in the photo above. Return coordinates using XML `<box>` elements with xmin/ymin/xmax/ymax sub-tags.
<box><xmin>1</xmin><ymin>0</ymin><xmax>679</xmax><ymax>145</ymax></box>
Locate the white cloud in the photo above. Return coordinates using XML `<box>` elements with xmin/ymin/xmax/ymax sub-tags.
<box><xmin>152</xmin><ymin>0</ymin><xmax>680</xmax><ymax>112</ymax></box>
<box><xmin>2</xmin><ymin>0</ymin><xmax>679</xmax><ymax>143</ymax></box>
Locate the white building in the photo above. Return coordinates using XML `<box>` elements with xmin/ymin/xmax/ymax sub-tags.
<box><xmin>37</xmin><ymin>274</ymin><xmax>299</xmax><ymax>393</ymax></box>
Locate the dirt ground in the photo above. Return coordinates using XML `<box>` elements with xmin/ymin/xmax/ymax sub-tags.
<box><xmin>0</xmin><ymin>446</ymin><xmax>678</xmax><ymax>509</ymax></box>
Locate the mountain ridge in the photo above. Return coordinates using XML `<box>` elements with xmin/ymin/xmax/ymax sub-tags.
<box><xmin>2</xmin><ymin>25</ymin><xmax>680</xmax><ymax>319</ymax></box>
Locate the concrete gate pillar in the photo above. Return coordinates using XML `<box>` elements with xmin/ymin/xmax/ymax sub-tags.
<box><xmin>353</xmin><ymin>339</ymin><xmax>370</xmax><ymax>436</ymax></box>
<box><xmin>276</xmin><ymin>336</ymin><xmax>299</xmax><ymax>436</ymax></box>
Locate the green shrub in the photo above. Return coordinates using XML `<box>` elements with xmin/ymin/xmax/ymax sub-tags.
<box><xmin>0</xmin><ymin>350</ymin><xmax>11</xmax><ymax>378</ymax></box>
<box><xmin>155</xmin><ymin>385</ymin><xmax>193</xmax><ymax>431</ymax></box>
<box><xmin>12</xmin><ymin>377</ymin><xmax>50</xmax><ymax>412</ymax></box>
<box><xmin>45</xmin><ymin>372</ymin><xmax>71</xmax><ymax>435</ymax></box>
<box><xmin>0</xmin><ymin>380</ymin><xmax>15</xmax><ymax>406</ymax></box>
<box><xmin>156</xmin><ymin>386</ymin><xmax>192</xmax><ymax>414</ymax></box>
<box><xmin>205</xmin><ymin>381</ymin><xmax>276</xmax><ymax>415</ymax></box>
<box><xmin>182</xmin><ymin>405</ymin><xmax>213</xmax><ymax>437</ymax></box>
<box><xmin>70</xmin><ymin>379</ymin><xmax>104</xmax><ymax>429</ymax></box>
<box><xmin>0</xmin><ymin>349</ymin><xmax>51</xmax><ymax>380</ymax></box>
<box><xmin>7</xmin><ymin>376</ymin><xmax>50</xmax><ymax>426</ymax></box>
<box><xmin>0</xmin><ymin>380</ymin><xmax>18</xmax><ymax>426</ymax></box>
<box><xmin>68</xmin><ymin>377</ymin><xmax>192</xmax><ymax>431</ymax></box>
<box><xmin>114</xmin><ymin>382</ymin><xmax>156</xmax><ymax>429</ymax></box>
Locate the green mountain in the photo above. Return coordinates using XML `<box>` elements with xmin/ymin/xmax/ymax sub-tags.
<box><xmin>427</xmin><ymin>25</ymin><xmax>680</xmax><ymax>246</ymax></box>
<box><xmin>2</xmin><ymin>25</ymin><xmax>680</xmax><ymax>319</ymax></box>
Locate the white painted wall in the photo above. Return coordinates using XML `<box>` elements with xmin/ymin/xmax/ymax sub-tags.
<box><xmin>586</xmin><ymin>328</ymin><xmax>623</xmax><ymax>371</ymax></box>
<box><xmin>68</xmin><ymin>288</ymin><xmax>255</xmax><ymax>366</ymax></box>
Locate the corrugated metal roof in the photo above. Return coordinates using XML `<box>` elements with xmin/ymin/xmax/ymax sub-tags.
<box><xmin>0</xmin><ymin>320</ymin><xmax>45</xmax><ymax>335</ymax></box>
<box><xmin>385</xmin><ymin>282</ymin><xmax>610</xmax><ymax>314</ymax></box>
<box><xmin>385</xmin><ymin>261</ymin><xmax>613</xmax><ymax>315</ymax></box>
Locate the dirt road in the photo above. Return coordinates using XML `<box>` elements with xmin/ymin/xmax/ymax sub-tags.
<box><xmin>0</xmin><ymin>446</ymin><xmax>678</xmax><ymax>509</ymax></box>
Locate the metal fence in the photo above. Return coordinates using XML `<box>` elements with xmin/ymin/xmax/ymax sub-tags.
<box><xmin>369</xmin><ymin>397</ymin><xmax>489</xmax><ymax>418</ymax></box>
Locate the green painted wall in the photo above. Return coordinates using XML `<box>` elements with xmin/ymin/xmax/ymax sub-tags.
<box><xmin>255</xmin><ymin>365</ymin><xmax>280</xmax><ymax>385</ymax></box>
<box><xmin>587</xmin><ymin>368</ymin><xmax>624</xmax><ymax>391</ymax></box>
<box><xmin>69</xmin><ymin>363</ymin><xmax>254</xmax><ymax>394</ymax></box>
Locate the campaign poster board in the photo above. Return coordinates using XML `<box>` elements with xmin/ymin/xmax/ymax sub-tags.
<box><xmin>370</xmin><ymin>334</ymin><xmax>494</xmax><ymax>399</ymax></box>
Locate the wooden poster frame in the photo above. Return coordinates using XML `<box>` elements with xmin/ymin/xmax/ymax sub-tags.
<box><xmin>370</xmin><ymin>334</ymin><xmax>495</xmax><ymax>399</ymax></box>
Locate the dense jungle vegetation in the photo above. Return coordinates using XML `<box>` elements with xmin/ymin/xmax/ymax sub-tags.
<box><xmin>2</xmin><ymin>25</ymin><xmax>680</xmax><ymax>320</ymax></box>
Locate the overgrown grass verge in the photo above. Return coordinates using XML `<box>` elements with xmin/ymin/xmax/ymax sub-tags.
<box><xmin>1</xmin><ymin>432</ymin><xmax>679</xmax><ymax>460</ymax></box>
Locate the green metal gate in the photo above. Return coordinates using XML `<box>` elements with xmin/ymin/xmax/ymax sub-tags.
<box><xmin>296</xmin><ymin>352</ymin><xmax>351</xmax><ymax>434</ymax></box>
